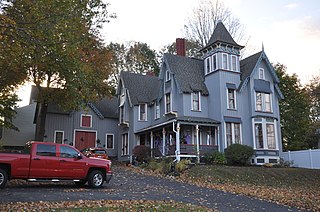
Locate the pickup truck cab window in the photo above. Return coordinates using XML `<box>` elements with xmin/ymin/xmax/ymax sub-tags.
<box><xmin>36</xmin><ymin>144</ymin><xmax>56</xmax><ymax>157</ymax></box>
<box><xmin>60</xmin><ymin>146</ymin><xmax>79</xmax><ymax>158</ymax></box>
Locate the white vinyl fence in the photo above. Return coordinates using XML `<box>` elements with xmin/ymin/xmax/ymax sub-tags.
<box><xmin>281</xmin><ymin>149</ymin><xmax>320</xmax><ymax>169</ymax></box>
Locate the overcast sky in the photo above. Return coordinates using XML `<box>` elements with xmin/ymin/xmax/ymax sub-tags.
<box><xmin>103</xmin><ymin>0</ymin><xmax>320</xmax><ymax>83</ymax></box>
<box><xmin>17</xmin><ymin>0</ymin><xmax>320</xmax><ymax>106</ymax></box>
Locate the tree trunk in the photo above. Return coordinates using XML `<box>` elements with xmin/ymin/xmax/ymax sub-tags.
<box><xmin>35</xmin><ymin>102</ymin><xmax>48</xmax><ymax>141</ymax></box>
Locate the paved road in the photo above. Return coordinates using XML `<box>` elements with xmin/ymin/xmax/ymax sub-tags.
<box><xmin>0</xmin><ymin>166</ymin><xmax>304</xmax><ymax>212</ymax></box>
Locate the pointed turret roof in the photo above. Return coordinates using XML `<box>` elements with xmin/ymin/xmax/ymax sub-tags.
<box><xmin>204</xmin><ymin>21</ymin><xmax>243</xmax><ymax>49</ymax></box>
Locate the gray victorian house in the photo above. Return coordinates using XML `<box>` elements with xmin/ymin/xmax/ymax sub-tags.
<box><xmin>116</xmin><ymin>21</ymin><xmax>283</xmax><ymax>164</ymax></box>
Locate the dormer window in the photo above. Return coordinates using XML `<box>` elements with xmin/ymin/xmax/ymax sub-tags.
<box><xmin>191</xmin><ymin>92</ymin><xmax>201</xmax><ymax>111</ymax></box>
<box><xmin>165</xmin><ymin>93</ymin><xmax>171</xmax><ymax>113</ymax></box>
<box><xmin>259</xmin><ymin>68</ymin><xmax>265</xmax><ymax>80</ymax></box>
<box><xmin>165</xmin><ymin>69</ymin><xmax>171</xmax><ymax>82</ymax></box>
<box><xmin>139</xmin><ymin>104</ymin><xmax>147</xmax><ymax>121</ymax></box>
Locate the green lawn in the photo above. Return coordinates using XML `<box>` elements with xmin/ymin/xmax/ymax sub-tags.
<box><xmin>180</xmin><ymin>165</ymin><xmax>320</xmax><ymax>211</ymax></box>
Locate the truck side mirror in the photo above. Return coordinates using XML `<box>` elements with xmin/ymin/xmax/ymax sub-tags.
<box><xmin>74</xmin><ymin>153</ymin><xmax>82</xmax><ymax>160</ymax></box>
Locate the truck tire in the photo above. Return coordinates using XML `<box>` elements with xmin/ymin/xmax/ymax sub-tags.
<box><xmin>88</xmin><ymin>170</ymin><xmax>104</xmax><ymax>188</ymax></box>
<box><xmin>0</xmin><ymin>169</ymin><xmax>8</xmax><ymax>189</ymax></box>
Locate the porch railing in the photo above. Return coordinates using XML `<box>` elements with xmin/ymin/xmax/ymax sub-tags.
<box><xmin>152</xmin><ymin>144</ymin><xmax>218</xmax><ymax>157</ymax></box>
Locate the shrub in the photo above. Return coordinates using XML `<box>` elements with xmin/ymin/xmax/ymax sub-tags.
<box><xmin>132</xmin><ymin>145</ymin><xmax>151</xmax><ymax>163</ymax></box>
<box><xmin>175</xmin><ymin>159</ymin><xmax>191</xmax><ymax>172</ymax></box>
<box><xmin>224</xmin><ymin>144</ymin><xmax>254</xmax><ymax>166</ymax></box>
<box><xmin>204</xmin><ymin>151</ymin><xmax>226</xmax><ymax>165</ymax></box>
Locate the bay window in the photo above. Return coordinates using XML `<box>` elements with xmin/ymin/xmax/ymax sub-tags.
<box><xmin>253</xmin><ymin>118</ymin><xmax>277</xmax><ymax>150</ymax></box>
<box><xmin>255</xmin><ymin>92</ymin><xmax>272</xmax><ymax>112</ymax></box>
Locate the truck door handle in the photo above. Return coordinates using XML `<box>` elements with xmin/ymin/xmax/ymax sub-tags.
<box><xmin>60</xmin><ymin>160</ymin><xmax>66</xmax><ymax>162</ymax></box>
<box><xmin>33</xmin><ymin>158</ymin><xmax>40</xmax><ymax>160</ymax></box>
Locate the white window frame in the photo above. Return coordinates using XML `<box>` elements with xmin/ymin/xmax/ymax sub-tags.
<box><xmin>259</xmin><ymin>68</ymin><xmax>265</xmax><ymax>80</ymax></box>
<box><xmin>54</xmin><ymin>130</ymin><xmax>64</xmax><ymax>144</ymax></box>
<box><xmin>155</xmin><ymin>102</ymin><xmax>160</xmax><ymax>119</ymax></box>
<box><xmin>227</xmin><ymin>88</ymin><xmax>237</xmax><ymax>110</ymax></box>
<box><xmin>138</xmin><ymin>104</ymin><xmax>147</xmax><ymax>121</ymax></box>
<box><xmin>252</xmin><ymin>118</ymin><xmax>278</xmax><ymax>150</ymax></box>
<box><xmin>121</xmin><ymin>133</ymin><xmax>129</xmax><ymax>156</ymax></box>
<box><xmin>165</xmin><ymin>92</ymin><xmax>172</xmax><ymax>114</ymax></box>
<box><xmin>231</xmin><ymin>55</ymin><xmax>237</xmax><ymax>71</ymax></box>
<box><xmin>165</xmin><ymin>69</ymin><xmax>171</xmax><ymax>82</ymax></box>
<box><xmin>222</xmin><ymin>53</ymin><xmax>228</xmax><ymax>70</ymax></box>
<box><xmin>205</xmin><ymin>57</ymin><xmax>211</xmax><ymax>74</ymax></box>
<box><xmin>225</xmin><ymin>122</ymin><xmax>242</xmax><ymax>147</ymax></box>
<box><xmin>212</xmin><ymin>54</ymin><xmax>217</xmax><ymax>71</ymax></box>
<box><xmin>80</xmin><ymin>114</ymin><xmax>92</xmax><ymax>128</ymax></box>
<box><xmin>106</xmin><ymin>133</ymin><xmax>114</xmax><ymax>149</ymax></box>
<box><xmin>191</xmin><ymin>92</ymin><xmax>201</xmax><ymax>111</ymax></box>
<box><xmin>255</xmin><ymin>92</ymin><xmax>273</xmax><ymax>112</ymax></box>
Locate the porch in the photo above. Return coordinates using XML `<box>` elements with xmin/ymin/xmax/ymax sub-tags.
<box><xmin>136</xmin><ymin>116</ymin><xmax>220</xmax><ymax>162</ymax></box>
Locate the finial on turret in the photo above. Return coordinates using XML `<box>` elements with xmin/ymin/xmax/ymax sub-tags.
<box><xmin>262</xmin><ymin>42</ymin><xmax>264</xmax><ymax>51</ymax></box>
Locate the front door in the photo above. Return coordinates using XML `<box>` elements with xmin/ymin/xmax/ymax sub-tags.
<box><xmin>75</xmin><ymin>131</ymin><xmax>96</xmax><ymax>150</ymax></box>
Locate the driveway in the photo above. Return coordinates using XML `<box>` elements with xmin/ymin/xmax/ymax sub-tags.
<box><xmin>0</xmin><ymin>166</ymin><xmax>304</xmax><ymax>212</ymax></box>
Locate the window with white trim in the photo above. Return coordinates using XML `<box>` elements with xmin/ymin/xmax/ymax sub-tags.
<box><xmin>139</xmin><ymin>104</ymin><xmax>147</xmax><ymax>121</ymax></box>
<box><xmin>227</xmin><ymin>88</ymin><xmax>236</xmax><ymax>110</ymax></box>
<box><xmin>255</xmin><ymin>92</ymin><xmax>272</xmax><ymax>112</ymax></box>
<box><xmin>231</xmin><ymin>55</ymin><xmax>237</xmax><ymax>71</ymax></box>
<box><xmin>225</xmin><ymin>122</ymin><xmax>241</xmax><ymax>146</ymax></box>
<box><xmin>165</xmin><ymin>69</ymin><xmax>171</xmax><ymax>81</ymax></box>
<box><xmin>121</xmin><ymin>133</ymin><xmax>129</xmax><ymax>155</ymax></box>
<box><xmin>222</xmin><ymin>53</ymin><xmax>228</xmax><ymax>70</ymax></box>
<box><xmin>259</xmin><ymin>68</ymin><xmax>265</xmax><ymax>80</ymax></box>
<box><xmin>212</xmin><ymin>54</ymin><xmax>217</xmax><ymax>71</ymax></box>
<box><xmin>205</xmin><ymin>57</ymin><xmax>211</xmax><ymax>74</ymax></box>
<box><xmin>254</xmin><ymin>118</ymin><xmax>277</xmax><ymax>150</ymax></box>
<box><xmin>106</xmin><ymin>134</ymin><xmax>114</xmax><ymax>149</ymax></box>
<box><xmin>155</xmin><ymin>102</ymin><xmax>160</xmax><ymax>119</ymax></box>
<box><xmin>119</xmin><ymin>105</ymin><xmax>125</xmax><ymax>123</ymax></box>
<box><xmin>191</xmin><ymin>92</ymin><xmax>201</xmax><ymax>111</ymax></box>
<box><xmin>54</xmin><ymin>131</ymin><xmax>64</xmax><ymax>144</ymax></box>
<box><xmin>165</xmin><ymin>93</ymin><xmax>171</xmax><ymax>113</ymax></box>
<box><xmin>81</xmin><ymin>114</ymin><xmax>92</xmax><ymax>128</ymax></box>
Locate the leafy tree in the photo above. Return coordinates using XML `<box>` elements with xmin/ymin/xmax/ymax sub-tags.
<box><xmin>275</xmin><ymin>63</ymin><xmax>312</xmax><ymax>151</ymax></box>
<box><xmin>106</xmin><ymin>41</ymin><xmax>160</xmax><ymax>88</ymax></box>
<box><xmin>0</xmin><ymin>14</ymin><xmax>27</xmax><ymax>130</ymax></box>
<box><xmin>305</xmin><ymin>76</ymin><xmax>320</xmax><ymax>148</ymax></box>
<box><xmin>1</xmin><ymin>0</ymin><xmax>114</xmax><ymax>141</ymax></box>
<box><xmin>183</xmin><ymin>0</ymin><xmax>248</xmax><ymax>48</ymax></box>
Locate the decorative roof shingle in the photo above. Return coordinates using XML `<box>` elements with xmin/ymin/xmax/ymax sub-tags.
<box><xmin>91</xmin><ymin>97</ymin><xmax>118</xmax><ymax>119</ymax></box>
<box><xmin>204</xmin><ymin>21</ymin><xmax>243</xmax><ymax>49</ymax></box>
<box><xmin>240</xmin><ymin>51</ymin><xmax>263</xmax><ymax>81</ymax></box>
<box><xmin>121</xmin><ymin>71</ymin><xmax>161</xmax><ymax>105</ymax></box>
<box><xmin>164</xmin><ymin>53</ymin><xmax>209</xmax><ymax>95</ymax></box>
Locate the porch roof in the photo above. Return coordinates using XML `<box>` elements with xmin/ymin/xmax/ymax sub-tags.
<box><xmin>135</xmin><ymin>116</ymin><xmax>220</xmax><ymax>133</ymax></box>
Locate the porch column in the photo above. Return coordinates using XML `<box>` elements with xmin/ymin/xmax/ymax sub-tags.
<box><xmin>150</xmin><ymin>131</ymin><xmax>154</xmax><ymax>158</ymax></box>
<box><xmin>162</xmin><ymin>128</ymin><xmax>166</xmax><ymax>156</ymax></box>
<box><xmin>176</xmin><ymin>122</ymin><xmax>181</xmax><ymax>162</ymax></box>
<box><xmin>196</xmin><ymin>125</ymin><xmax>200</xmax><ymax>163</ymax></box>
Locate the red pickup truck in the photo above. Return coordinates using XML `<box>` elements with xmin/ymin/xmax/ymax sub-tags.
<box><xmin>0</xmin><ymin>141</ymin><xmax>112</xmax><ymax>188</ymax></box>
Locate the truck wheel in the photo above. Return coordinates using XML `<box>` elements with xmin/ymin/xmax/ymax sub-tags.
<box><xmin>0</xmin><ymin>169</ymin><xmax>8</xmax><ymax>189</ymax></box>
<box><xmin>88</xmin><ymin>170</ymin><xmax>104</xmax><ymax>188</ymax></box>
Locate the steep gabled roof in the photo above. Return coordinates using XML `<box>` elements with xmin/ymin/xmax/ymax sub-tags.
<box><xmin>204</xmin><ymin>21</ymin><xmax>243</xmax><ymax>49</ymax></box>
<box><xmin>164</xmin><ymin>53</ymin><xmax>209</xmax><ymax>95</ymax></box>
<box><xmin>120</xmin><ymin>71</ymin><xmax>161</xmax><ymax>105</ymax></box>
<box><xmin>239</xmin><ymin>51</ymin><xmax>284</xmax><ymax>99</ymax></box>
<box><xmin>91</xmin><ymin>97</ymin><xmax>118</xmax><ymax>119</ymax></box>
<box><xmin>240</xmin><ymin>51</ymin><xmax>262</xmax><ymax>81</ymax></box>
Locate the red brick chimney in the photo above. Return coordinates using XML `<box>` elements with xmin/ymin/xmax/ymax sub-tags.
<box><xmin>176</xmin><ymin>38</ymin><xmax>186</xmax><ymax>56</ymax></box>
